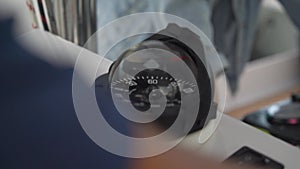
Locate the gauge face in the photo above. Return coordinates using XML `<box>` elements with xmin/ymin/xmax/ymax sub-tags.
<box><xmin>111</xmin><ymin>69</ymin><xmax>197</xmax><ymax>114</ymax></box>
<box><xmin>107</xmin><ymin>33</ymin><xmax>211</xmax><ymax>133</ymax></box>
<box><xmin>129</xmin><ymin>69</ymin><xmax>181</xmax><ymax>112</ymax></box>
<box><xmin>111</xmin><ymin>68</ymin><xmax>199</xmax><ymax>128</ymax></box>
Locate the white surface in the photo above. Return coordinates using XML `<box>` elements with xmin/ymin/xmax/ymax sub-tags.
<box><xmin>0</xmin><ymin>0</ymin><xmax>33</xmax><ymax>35</ymax></box>
<box><xmin>182</xmin><ymin>115</ymin><xmax>300</xmax><ymax>168</ymax></box>
<box><xmin>17</xmin><ymin>30</ymin><xmax>80</xmax><ymax>67</ymax></box>
<box><xmin>19</xmin><ymin>30</ymin><xmax>300</xmax><ymax>168</ymax></box>
<box><xmin>222</xmin><ymin>49</ymin><xmax>300</xmax><ymax>112</ymax></box>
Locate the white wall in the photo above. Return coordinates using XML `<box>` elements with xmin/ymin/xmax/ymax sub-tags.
<box><xmin>219</xmin><ymin>49</ymin><xmax>300</xmax><ymax>112</ymax></box>
<box><xmin>0</xmin><ymin>0</ymin><xmax>33</xmax><ymax>35</ymax></box>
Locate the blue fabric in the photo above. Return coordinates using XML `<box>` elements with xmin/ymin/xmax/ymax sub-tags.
<box><xmin>212</xmin><ymin>0</ymin><xmax>261</xmax><ymax>93</ymax></box>
<box><xmin>0</xmin><ymin>18</ymin><xmax>128</xmax><ymax>169</ymax></box>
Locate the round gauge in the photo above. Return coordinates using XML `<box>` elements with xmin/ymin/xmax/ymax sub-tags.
<box><xmin>108</xmin><ymin>32</ymin><xmax>213</xmax><ymax>134</ymax></box>
<box><xmin>75</xmin><ymin>16</ymin><xmax>224</xmax><ymax>158</ymax></box>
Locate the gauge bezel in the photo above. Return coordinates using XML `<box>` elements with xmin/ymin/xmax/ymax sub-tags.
<box><xmin>108</xmin><ymin>27</ymin><xmax>213</xmax><ymax>133</ymax></box>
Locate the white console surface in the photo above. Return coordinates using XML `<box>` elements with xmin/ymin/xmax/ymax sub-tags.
<box><xmin>182</xmin><ymin>114</ymin><xmax>300</xmax><ymax>168</ymax></box>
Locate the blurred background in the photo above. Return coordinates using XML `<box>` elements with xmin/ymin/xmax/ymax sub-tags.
<box><xmin>0</xmin><ymin>0</ymin><xmax>300</xmax><ymax>168</ymax></box>
<box><xmin>1</xmin><ymin>0</ymin><xmax>299</xmax><ymax>116</ymax></box>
